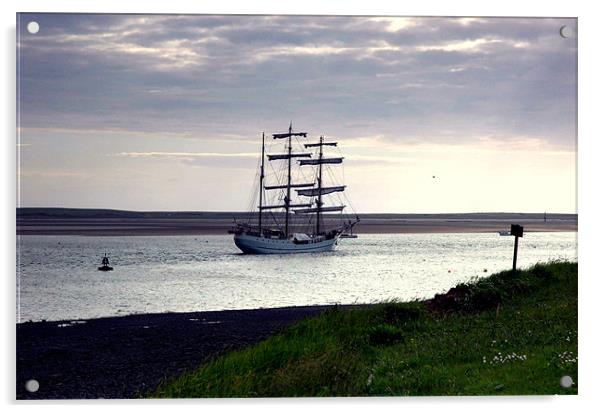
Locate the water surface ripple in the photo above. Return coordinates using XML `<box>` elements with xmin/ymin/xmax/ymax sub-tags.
<box><xmin>16</xmin><ymin>233</ymin><xmax>577</xmax><ymax>322</ymax></box>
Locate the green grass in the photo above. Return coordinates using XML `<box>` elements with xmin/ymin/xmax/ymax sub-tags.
<box><xmin>153</xmin><ymin>261</ymin><xmax>577</xmax><ymax>397</ymax></box>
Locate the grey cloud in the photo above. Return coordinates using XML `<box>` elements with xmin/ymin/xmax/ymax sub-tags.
<box><xmin>18</xmin><ymin>14</ymin><xmax>576</xmax><ymax>149</ymax></box>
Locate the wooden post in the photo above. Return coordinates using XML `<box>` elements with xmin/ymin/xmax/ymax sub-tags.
<box><xmin>512</xmin><ymin>236</ymin><xmax>519</xmax><ymax>274</ymax></box>
<box><xmin>510</xmin><ymin>224</ymin><xmax>524</xmax><ymax>275</ymax></box>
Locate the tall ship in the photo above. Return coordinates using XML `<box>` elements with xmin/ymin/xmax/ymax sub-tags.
<box><xmin>231</xmin><ymin>124</ymin><xmax>359</xmax><ymax>254</ymax></box>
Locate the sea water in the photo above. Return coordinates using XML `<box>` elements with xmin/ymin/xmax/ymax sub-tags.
<box><xmin>16</xmin><ymin>232</ymin><xmax>577</xmax><ymax>322</ymax></box>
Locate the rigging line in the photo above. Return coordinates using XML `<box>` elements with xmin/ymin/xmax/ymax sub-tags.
<box><xmin>266</xmin><ymin>142</ymin><xmax>288</xmax><ymax>204</ymax></box>
<box><xmin>290</xmin><ymin>136</ymin><xmax>312</xmax><ymax>230</ymax></box>
<box><xmin>327</xmin><ymin>149</ymin><xmax>358</xmax><ymax>217</ymax></box>
<box><xmin>245</xmin><ymin>159</ymin><xmax>261</xmax><ymax>222</ymax></box>
<box><xmin>267</xmin><ymin>137</ymin><xmax>300</xmax><ymax>230</ymax></box>
<box><xmin>267</xmin><ymin>159</ymin><xmax>281</xmax><ymax>187</ymax></box>
<box><xmin>295</xmin><ymin>163</ymin><xmax>315</xmax><ymax>193</ymax></box>
<box><xmin>325</xmin><ymin>166</ymin><xmax>341</xmax><ymax>204</ymax></box>
<box><xmin>277</xmin><ymin>157</ymin><xmax>287</xmax><ymax>201</ymax></box>
<box><xmin>343</xmin><ymin>175</ymin><xmax>358</xmax><ymax>217</ymax></box>
<box><xmin>247</xmin><ymin>139</ymin><xmax>267</xmax><ymax>223</ymax></box>
<box><xmin>247</xmin><ymin>174</ymin><xmax>258</xmax><ymax>216</ymax></box>
<box><xmin>336</xmin><ymin>145</ymin><xmax>346</xmax><ymax>185</ymax></box>
<box><xmin>268</xmin><ymin>210</ymin><xmax>283</xmax><ymax>231</ymax></box>
<box><xmin>334</xmin><ymin>144</ymin><xmax>353</xmax><ymax>211</ymax></box>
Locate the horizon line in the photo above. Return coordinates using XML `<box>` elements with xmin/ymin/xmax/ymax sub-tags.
<box><xmin>16</xmin><ymin>206</ymin><xmax>578</xmax><ymax>215</ymax></box>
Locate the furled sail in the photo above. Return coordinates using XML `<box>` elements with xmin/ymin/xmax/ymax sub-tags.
<box><xmin>293</xmin><ymin>205</ymin><xmax>346</xmax><ymax>214</ymax></box>
<box><xmin>296</xmin><ymin>185</ymin><xmax>346</xmax><ymax>197</ymax></box>
<box><xmin>267</xmin><ymin>153</ymin><xmax>311</xmax><ymax>161</ymax></box>
<box><xmin>272</xmin><ymin>132</ymin><xmax>307</xmax><ymax>139</ymax></box>
<box><xmin>264</xmin><ymin>183</ymin><xmax>314</xmax><ymax>190</ymax></box>
<box><xmin>299</xmin><ymin>157</ymin><xmax>343</xmax><ymax>166</ymax></box>
<box><xmin>260</xmin><ymin>203</ymin><xmax>313</xmax><ymax>210</ymax></box>
<box><xmin>304</xmin><ymin>142</ymin><xmax>337</xmax><ymax>148</ymax></box>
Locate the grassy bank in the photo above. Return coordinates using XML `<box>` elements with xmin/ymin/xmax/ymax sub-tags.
<box><xmin>154</xmin><ymin>261</ymin><xmax>577</xmax><ymax>397</ymax></box>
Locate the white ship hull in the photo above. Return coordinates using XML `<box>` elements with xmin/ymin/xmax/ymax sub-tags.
<box><xmin>234</xmin><ymin>233</ymin><xmax>339</xmax><ymax>254</ymax></box>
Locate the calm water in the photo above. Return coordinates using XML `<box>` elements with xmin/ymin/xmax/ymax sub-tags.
<box><xmin>16</xmin><ymin>233</ymin><xmax>577</xmax><ymax>322</ymax></box>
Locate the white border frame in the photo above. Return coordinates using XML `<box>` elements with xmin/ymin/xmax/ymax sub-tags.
<box><xmin>3</xmin><ymin>1</ymin><xmax>599</xmax><ymax>411</ymax></box>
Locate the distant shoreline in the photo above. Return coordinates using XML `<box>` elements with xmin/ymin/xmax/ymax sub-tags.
<box><xmin>16</xmin><ymin>208</ymin><xmax>577</xmax><ymax>236</ymax></box>
<box><xmin>16</xmin><ymin>225</ymin><xmax>577</xmax><ymax>236</ymax></box>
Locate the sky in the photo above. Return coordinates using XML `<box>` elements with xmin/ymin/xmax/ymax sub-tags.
<box><xmin>16</xmin><ymin>14</ymin><xmax>577</xmax><ymax>213</ymax></box>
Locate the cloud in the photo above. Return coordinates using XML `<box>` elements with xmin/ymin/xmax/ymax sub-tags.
<box><xmin>19</xmin><ymin>170</ymin><xmax>89</xmax><ymax>178</ymax></box>
<box><xmin>17</xmin><ymin>15</ymin><xmax>576</xmax><ymax>151</ymax></box>
<box><xmin>114</xmin><ymin>151</ymin><xmax>261</xmax><ymax>170</ymax></box>
<box><xmin>16</xmin><ymin>14</ymin><xmax>577</xmax><ymax>212</ymax></box>
<box><xmin>116</xmin><ymin>151</ymin><xmax>257</xmax><ymax>158</ymax></box>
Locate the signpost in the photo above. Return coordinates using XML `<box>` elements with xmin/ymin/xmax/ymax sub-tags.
<box><xmin>511</xmin><ymin>224</ymin><xmax>524</xmax><ymax>275</ymax></box>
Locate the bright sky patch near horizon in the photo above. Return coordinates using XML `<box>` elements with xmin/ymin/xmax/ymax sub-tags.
<box><xmin>17</xmin><ymin>14</ymin><xmax>577</xmax><ymax>213</ymax></box>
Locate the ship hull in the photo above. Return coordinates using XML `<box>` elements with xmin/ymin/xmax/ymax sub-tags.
<box><xmin>234</xmin><ymin>233</ymin><xmax>338</xmax><ymax>254</ymax></box>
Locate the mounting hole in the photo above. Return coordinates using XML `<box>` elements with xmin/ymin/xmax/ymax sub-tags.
<box><xmin>560</xmin><ymin>375</ymin><xmax>573</xmax><ymax>388</ymax></box>
<box><xmin>25</xmin><ymin>379</ymin><xmax>39</xmax><ymax>393</ymax></box>
<box><xmin>559</xmin><ymin>25</ymin><xmax>572</xmax><ymax>38</ymax></box>
<box><xmin>27</xmin><ymin>21</ymin><xmax>40</xmax><ymax>34</ymax></box>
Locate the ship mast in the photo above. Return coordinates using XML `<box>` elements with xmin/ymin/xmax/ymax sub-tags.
<box><xmin>258</xmin><ymin>132</ymin><xmax>265</xmax><ymax>235</ymax></box>
<box><xmin>316</xmin><ymin>135</ymin><xmax>323</xmax><ymax>235</ymax></box>
<box><xmin>265</xmin><ymin>124</ymin><xmax>310</xmax><ymax>238</ymax></box>
<box><xmin>285</xmin><ymin>123</ymin><xmax>293</xmax><ymax>238</ymax></box>
<box><xmin>296</xmin><ymin>137</ymin><xmax>347</xmax><ymax>232</ymax></box>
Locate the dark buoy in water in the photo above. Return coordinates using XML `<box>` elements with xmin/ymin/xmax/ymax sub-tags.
<box><xmin>98</xmin><ymin>253</ymin><xmax>113</xmax><ymax>271</ymax></box>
